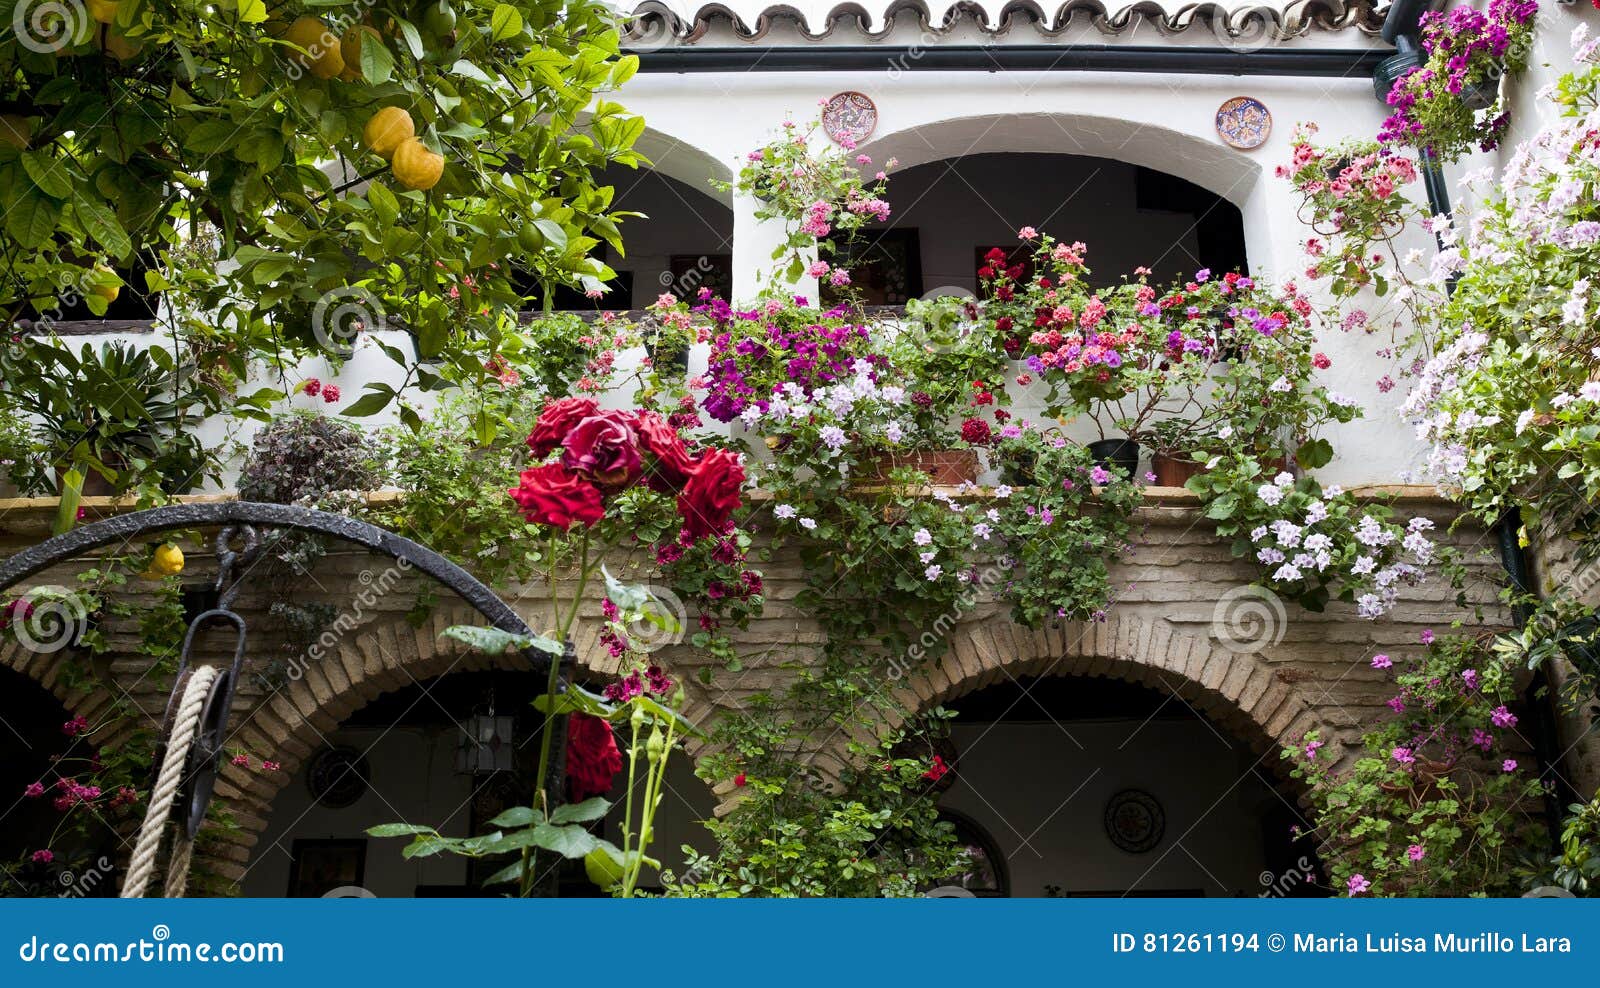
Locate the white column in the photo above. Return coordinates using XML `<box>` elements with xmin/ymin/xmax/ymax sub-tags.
<box><xmin>732</xmin><ymin>193</ymin><xmax>818</xmax><ymax>303</ymax></box>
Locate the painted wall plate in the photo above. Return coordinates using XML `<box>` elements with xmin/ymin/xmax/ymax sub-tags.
<box><xmin>1215</xmin><ymin>96</ymin><xmax>1272</xmax><ymax>151</ymax></box>
<box><xmin>822</xmin><ymin>91</ymin><xmax>878</xmax><ymax>147</ymax></box>
<box><xmin>1104</xmin><ymin>788</ymin><xmax>1166</xmax><ymax>853</ymax></box>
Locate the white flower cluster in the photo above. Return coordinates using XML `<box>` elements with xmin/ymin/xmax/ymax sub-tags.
<box><xmin>1249</xmin><ymin>473</ymin><xmax>1435</xmax><ymax>619</ymax></box>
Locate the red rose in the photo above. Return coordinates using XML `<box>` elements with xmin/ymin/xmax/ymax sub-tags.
<box><xmin>566</xmin><ymin>713</ymin><xmax>622</xmax><ymax>800</ymax></box>
<box><xmin>633</xmin><ymin>410</ymin><xmax>697</xmax><ymax>491</ymax></box>
<box><xmin>678</xmin><ymin>447</ymin><xmax>745</xmax><ymax>540</ymax></box>
<box><xmin>561</xmin><ymin>410</ymin><xmax>642</xmax><ymax>490</ymax></box>
<box><xmin>509</xmin><ymin>464</ymin><xmax>605</xmax><ymax>529</ymax></box>
<box><xmin>526</xmin><ymin>397</ymin><xmax>599</xmax><ymax>458</ymax></box>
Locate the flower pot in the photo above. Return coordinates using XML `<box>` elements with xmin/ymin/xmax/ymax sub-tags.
<box><xmin>645</xmin><ymin>334</ymin><xmax>690</xmax><ymax>376</ymax></box>
<box><xmin>998</xmin><ymin>448</ymin><xmax>1036</xmax><ymax>486</ymax></box>
<box><xmin>1087</xmin><ymin>438</ymin><xmax>1140</xmax><ymax>482</ymax></box>
<box><xmin>1151</xmin><ymin>451</ymin><xmax>1207</xmax><ymax>487</ymax></box>
<box><xmin>1460</xmin><ymin>80</ymin><xmax>1497</xmax><ymax>112</ymax></box>
<box><xmin>861</xmin><ymin>449</ymin><xmax>979</xmax><ymax>486</ymax></box>
<box><xmin>54</xmin><ymin>465</ymin><xmax>117</xmax><ymax>498</ymax></box>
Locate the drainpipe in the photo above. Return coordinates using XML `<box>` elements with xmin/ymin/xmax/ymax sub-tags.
<box><xmin>1374</xmin><ymin>0</ymin><xmax>1570</xmax><ymax>844</ymax></box>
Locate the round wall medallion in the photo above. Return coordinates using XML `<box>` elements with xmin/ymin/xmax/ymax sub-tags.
<box><xmin>822</xmin><ymin>92</ymin><xmax>877</xmax><ymax>147</ymax></box>
<box><xmin>306</xmin><ymin>746</ymin><xmax>371</xmax><ymax>809</ymax></box>
<box><xmin>1214</xmin><ymin>96</ymin><xmax>1272</xmax><ymax>151</ymax></box>
<box><xmin>1104</xmin><ymin>789</ymin><xmax>1165</xmax><ymax>853</ymax></box>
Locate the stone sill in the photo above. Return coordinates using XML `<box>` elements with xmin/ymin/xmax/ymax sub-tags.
<box><xmin>0</xmin><ymin>484</ymin><xmax>1452</xmax><ymax>539</ymax></box>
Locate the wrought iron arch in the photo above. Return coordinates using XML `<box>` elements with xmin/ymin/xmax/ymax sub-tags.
<box><xmin>0</xmin><ymin>501</ymin><xmax>566</xmax><ymax>850</ymax></box>
<box><xmin>0</xmin><ymin>502</ymin><xmax>545</xmax><ymax>650</ymax></box>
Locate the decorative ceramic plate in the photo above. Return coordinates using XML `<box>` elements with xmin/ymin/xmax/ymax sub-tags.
<box><xmin>1104</xmin><ymin>788</ymin><xmax>1165</xmax><ymax>853</ymax></box>
<box><xmin>1215</xmin><ymin>96</ymin><xmax>1272</xmax><ymax>151</ymax></box>
<box><xmin>306</xmin><ymin>746</ymin><xmax>371</xmax><ymax>809</ymax></box>
<box><xmin>822</xmin><ymin>92</ymin><xmax>878</xmax><ymax>147</ymax></box>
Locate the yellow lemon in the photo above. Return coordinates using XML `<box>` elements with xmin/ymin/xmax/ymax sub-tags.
<box><xmin>341</xmin><ymin>24</ymin><xmax>382</xmax><ymax>80</ymax></box>
<box><xmin>152</xmin><ymin>543</ymin><xmax>184</xmax><ymax>575</ymax></box>
<box><xmin>86</xmin><ymin>0</ymin><xmax>118</xmax><ymax>23</ymax></box>
<box><xmin>392</xmin><ymin>137</ymin><xmax>443</xmax><ymax>191</ymax></box>
<box><xmin>362</xmin><ymin>106</ymin><xmax>414</xmax><ymax>160</ymax></box>
<box><xmin>88</xmin><ymin>264</ymin><xmax>119</xmax><ymax>304</ymax></box>
<box><xmin>0</xmin><ymin>115</ymin><xmax>29</xmax><ymax>150</ymax></box>
<box><xmin>284</xmin><ymin>16</ymin><xmax>345</xmax><ymax>80</ymax></box>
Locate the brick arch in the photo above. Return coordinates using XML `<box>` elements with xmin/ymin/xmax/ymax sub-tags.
<box><xmin>197</xmin><ymin>602</ymin><xmax>632</xmax><ymax>891</ymax></box>
<box><xmin>0</xmin><ymin>640</ymin><xmax>127</xmax><ymax>749</ymax></box>
<box><xmin>886</xmin><ymin>613</ymin><xmax>1345</xmax><ymax>773</ymax></box>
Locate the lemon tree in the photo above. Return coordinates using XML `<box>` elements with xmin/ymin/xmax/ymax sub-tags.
<box><xmin>0</xmin><ymin>0</ymin><xmax>647</xmax><ymax>423</ymax></box>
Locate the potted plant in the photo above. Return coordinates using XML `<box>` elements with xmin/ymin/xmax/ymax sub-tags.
<box><xmin>1377</xmin><ymin>0</ymin><xmax>1537</xmax><ymax>162</ymax></box>
<box><xmin>0</xmin><ymin>339</ymin><xmax>212</xmax><ymax>505</ymax></box>
<box><xmin>0</xmin><ymin>390</ymin><xmax>43</xmax><ymax>497</ymax></box>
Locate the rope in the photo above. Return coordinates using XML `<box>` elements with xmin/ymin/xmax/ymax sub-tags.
<box><xmin>121</xmin><ymin>664</ymin><xmax>219</xmax><ymax>898</ymax></box>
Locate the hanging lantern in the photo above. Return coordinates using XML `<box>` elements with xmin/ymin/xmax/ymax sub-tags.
<box><xmin>456</xmin><ymin>710</ymin><xmax>515</xmax><ymax>774</ymax></box>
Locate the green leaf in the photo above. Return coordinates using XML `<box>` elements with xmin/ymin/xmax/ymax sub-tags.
<box><xmin>441</xmin><ymin>624</ymin><xmax>563</xmax><ymax>657</ymax></box>
<box><xmin>21</xmin><ymin>153</ymin><xmax>72</xmax><ymax>199</ymax></box>
<box><xmin>451</xmin><ymin>59</ymin><xmax>493</xmax><ymax>84</ymax></box>
<box><xmin>487</xmin><ymin>806</ymin><xmax>539</xmax><ymax>828</ymax></box>
<box><xmin>550</xmin><ymin>797</ymin><xmax>611</xmax><ymax>824</ymax></box>
<box><xmin>71</xmin><ymin>193</ymin><xmax>131</xmax><ymax>258</ymax></box>
<box><xmin>1295</xmin><ymin>438</ymin><xmax>1334</xmax><ymax>470</ymax></box>
<box><xmin>532</xmin><ymin>218</ymin><xmax>568</xmax><ymax>252</ymax></box>
<box><xmin>584</xmin><ymin>844</ymin><xmax>624</xmax><ymax>889</ymax></box>
<box><xmin>1204</xmin><ymin>493</ymin><xmax>1238</xmax><ymax>521</ymax></box>
<box><xmin>185</xmin><ymin>120</ymin><xmax>238</xmax><ymax>155</ymax></box>
<box><xmin>490</xmin><ymin>4</ymin><xmax>523</xmax><ymax>41</ymax></box>
<box><xmin>480</xmin><ymin>860</ymin><xmax>527</xmax><ymax>887</ymax></box>
<box><xmin>236</xmin><ymin>0</ymin><xmax>268</xmax><ymax>23</ymax></box>
<box><xmin>527</xmin><ymin>822</ymin><xmax>601</xmax><ymax>859</ymax></box>
<box><xmin>53</xmin><ymin>469</ymin><xmax>83</xmax><ymax>536</ymax></box>
<box><xmin>367</xmin><ymin>823</ymin><xmax>437</xmax><ymax>838</ymax></box>
<box><xmin>394</xmin><ymin>17</ymin><xmax>425</xmax><ymax>59</ymax></box>
<box><xmin>8</xmin><ymin>189</ymin><xmax>59</xmax><ymax>248</ymax></box>
<box><xmin>601</xmin><ymin>564</ymin><xmax>653</xmax><ymax>613</ymax></box>
<box><xmin>360</xmin><ymin>39</ymin><xmax>395</xmax><ymax>84</ymax></box>
<box><xmin>340</xmin><ymin>387</ymin><xmax>396</xmax><ymax>417</ymax></box>
<box><xmin>531</xmin><ymin>685</ymin><xmax>613</xmax><ymax>717</ymax></box>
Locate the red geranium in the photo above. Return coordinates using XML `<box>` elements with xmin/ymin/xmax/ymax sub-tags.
<box><xmin>566</xmin><ymin>713</ymin><xmax>622</xmax><ymax>799</ymax></box>
<box><xmin>678</xmin><ymin>447</ymin><xmax>745</xmax><ymax>539</ymax></box>
<box><xmin>0</xmin><ymin>598</ymin><xmax>32</xmax><ymax>630</ymax></box>
<box><xmin>633</xmin><ymin>410</ymin><xmax>697</xmax><ymax>490</ymax></box>
<box><xmin>960</xmin><ymin>417</ymin><xmax>992</xmax><ymax>446</ymax></box>
<box><xmin>527</xmin><ymin>397</ymin><xmax>599</xmax><ymax>458</ymax></box>
<box><xmin>560</xmin><ymin>410</ymin><xmax>642</xmax><ymax>490</ymax></box>
<box><xmin>509</xmin><ymin>464</ymin><xmax>605</xmax><ymax>529</ymax></box>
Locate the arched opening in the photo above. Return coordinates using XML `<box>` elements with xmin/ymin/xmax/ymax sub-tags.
<box><xmin>239</xmin><ymin>667</ymin><xmax>714</xmax><ymax>897</ymax></box>
<box><xmin>0</xmin><ymin>667</ymin><xmax>121</xmax><ymax>898</ymax></box>
<box><xmin>531</xmin><ymin>124</ymin><xmax>734</xmax><ymax>312</ymax></box>
<box><xmin>824</xmin><ymin>151</ymin><xmax>1248</xmax><ymax>307</ymax></box>
<box><xmin>931</xmin><ymin>675</ymin><xmax>1324</xmax><ymax>898</ymax></box>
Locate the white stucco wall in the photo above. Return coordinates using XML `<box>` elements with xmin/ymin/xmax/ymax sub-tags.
<box><xmin>28</xmin><ymin>15</ymin><xmax>1548</xmax><ymax>491</ymax></box>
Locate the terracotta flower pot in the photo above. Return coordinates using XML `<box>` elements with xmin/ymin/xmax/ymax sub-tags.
<box><xmin>1151</xmin><ymin>452</ymin><xmax>1207</xmax><ymax>487</ymax></box>
<box><xmin>54</xmin><ymin>465</ymin><xmax>118</xmax><ymax>498</ymax></box>
<box><xmin>862</xmin><ymin>449</ymin><xmax>980</xmax><ymax>486</ymax></box>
